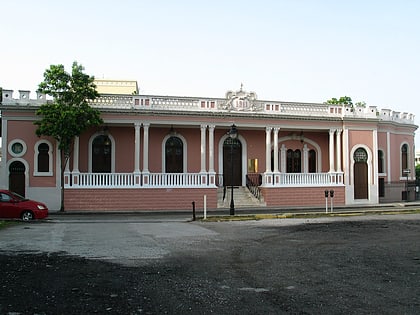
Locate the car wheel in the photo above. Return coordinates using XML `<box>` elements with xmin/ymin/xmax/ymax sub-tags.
<box><xmin>21</xmin><ymin>211</ymin><xmax>34</xmax><ymax>221</ymax></box>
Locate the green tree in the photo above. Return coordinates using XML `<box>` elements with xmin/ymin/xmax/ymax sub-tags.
<box><xmin>35</xmin><ymin>62</ymin><xmax>103</xmax><ymax>211</ymax></box>
<box><xmin>325</xmin><ymin>96</ymin><xmax>367</xmax><ymax>108</ymax></box>
<box><xmin>325</xmin><ymin>96</ymin><xmax>353</xmax><ymax>105</ymax></box>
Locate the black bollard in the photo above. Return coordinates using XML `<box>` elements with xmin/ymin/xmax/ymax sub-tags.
<box><xmin>192</xmin><ymin>201</ymin><xmax>196</xmax><ymax>221</ymax></box>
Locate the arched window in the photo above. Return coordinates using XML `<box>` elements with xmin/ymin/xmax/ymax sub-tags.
<box><xmin>378</xmin><ymin>150</ymin><xmax>384</xmax><ymax>173</ymax></box>
<box><xmin>354</xmin><ymin>148</ymin><xmax>368</xmax><ymax>163</ymax></box>
<box><xmin>165</xmin><ymin>136</ymin><xmax>183</xmax><ymax>173</ymax></box>
<box><xmin>308</xmin><ymin>149</ymin><xmax>316</xmax><ymax>173</ymax></box>
<box><xmin>401</xmin><ymin>144</ymin><xmax>408</xmax><ymax>176</ymax></box>
<box><xmin>287</xmin><ymin>149</ymin><xmax>301</xmax><ymax>173</ymax></box>
<box><xmin>34</xmin><ymin>141</ymin><xmax>53</xmax><ymax>176</ymax></box>
<box><xmin>92</xmin><ymin>135</ymin><xmax>112</xmax><ymax>173</ymax></box>
<box><xmin>38</xmin><ymin>143</ymin><xmax>49</xmax><ymax>172</ymax></box>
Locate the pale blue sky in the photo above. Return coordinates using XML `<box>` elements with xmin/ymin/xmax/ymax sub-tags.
<box><xmin>1</xmin><ymin>1</ymin><xmax>419</xmax><ymax>145</ymax></box>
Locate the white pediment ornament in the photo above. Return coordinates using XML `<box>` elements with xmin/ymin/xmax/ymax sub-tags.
<box><xmin>220</xmin><ymin>85</ymin><xmax>262</xmax><ymax>112</ymax></box>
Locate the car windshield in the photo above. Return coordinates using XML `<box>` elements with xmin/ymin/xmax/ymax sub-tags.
<box><xmin>10</xmin><ymin>192</ymin><xmax>28</xmax><ymax>201</ymax></box>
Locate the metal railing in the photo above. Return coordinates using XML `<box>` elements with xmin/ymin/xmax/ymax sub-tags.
<box><xmin>246</xmin><ymin>174</ymin><xmax>262</xmax><ymax>200</ymax></box>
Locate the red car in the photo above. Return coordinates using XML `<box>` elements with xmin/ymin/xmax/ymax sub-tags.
<box><xmin>0</xmin><ymin>190</ymin><xmax>49</xmax><ymax>221</ymax></box>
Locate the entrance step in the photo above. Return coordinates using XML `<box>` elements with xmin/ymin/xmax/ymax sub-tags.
<box><xmin>217</xmin><ymin>186</ymin><xmax>266</xmax><ymax>208</ymax></box>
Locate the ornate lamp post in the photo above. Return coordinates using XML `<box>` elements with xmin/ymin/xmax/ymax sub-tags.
<box><xmin>228</xmin><ymin>124</ymin><xmax>238</xmax><ymax>215</ymax></box>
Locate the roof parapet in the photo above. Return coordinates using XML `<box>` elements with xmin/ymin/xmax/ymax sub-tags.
<box><xmin>1</xmin><ymin>89</ymin><xmax>46</xmax><ymax>105</ymax></box>
<box><xmin>0</xmin><ymin>89</ymin><xmax>415</xmax><ymax>125</ymax></box>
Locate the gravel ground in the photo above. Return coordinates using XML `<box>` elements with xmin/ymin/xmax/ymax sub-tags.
<box><xmin>1</xmin><ymin>214</ymin><xmax>420</xmax><ymax>314</ymax></box>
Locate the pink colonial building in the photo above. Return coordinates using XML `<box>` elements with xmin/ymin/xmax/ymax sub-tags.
<box><xmin>0</xmin><ymin>85</ymin><xmax>417</xmax><ymax>212</ymax></box>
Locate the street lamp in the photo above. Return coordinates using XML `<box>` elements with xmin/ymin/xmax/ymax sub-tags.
<box><xmin>228</xmin><ymin>124</ymin><xmax>238</xmax><ymax>215</ymax></box>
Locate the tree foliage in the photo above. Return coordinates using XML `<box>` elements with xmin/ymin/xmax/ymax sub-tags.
<box><xmin>325</xmin><ymin>96</ymin><xmax>353</xmax><ymax>105</ymax></box>
<box><xmin>35</xmin><ymin>62</ymin><xmax>103</xmax><ymax>157</ymax></box>
<box><xmin>35</xmin><ymin>62</ymin><xmax>103</xmax><ymax>211</ymax></box>
<box><xmin>325</xmin><ymin>96</ymin><xmax>367</xmax><ymax>108</ymax></box>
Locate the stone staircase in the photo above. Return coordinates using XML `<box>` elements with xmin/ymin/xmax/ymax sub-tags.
<box><xmin>217</xmin><ymin>186</ymin><xmax>266</xmax><ymax>208</ymax></box>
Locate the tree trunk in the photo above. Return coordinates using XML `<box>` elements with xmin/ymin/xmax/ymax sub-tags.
<box><xmin>60</xmin><ymin>168</ymin><xmax>65</xmax><ymax>212</ymax></box>
<box><xmin>59</xmin><ymin>152</ymin><xmax>70</xmax><ymax>212</ymax></box>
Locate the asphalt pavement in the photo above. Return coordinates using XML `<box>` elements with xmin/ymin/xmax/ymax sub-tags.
<box><xmin>1</xmin><ymin>209</ymin><xmax>420</xmax><ymax>314</ymax></box>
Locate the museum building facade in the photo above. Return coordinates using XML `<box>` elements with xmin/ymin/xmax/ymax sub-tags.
<box><xmin>0</xmin><ymin>84</ymin><xmax>417</xmax><ymax>211</ymax></box>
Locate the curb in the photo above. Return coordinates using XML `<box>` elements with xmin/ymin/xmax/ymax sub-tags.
<box><xmin>199</xmin><ymin>208</ymin><xmax>420</xmax><ymax>222</ymax></box>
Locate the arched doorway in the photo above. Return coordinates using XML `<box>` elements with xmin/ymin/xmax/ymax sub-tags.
<box><xmin>223</xmin><ymin>138</ymin><xmax>242</xmax><ymax>186</ymax></box>
<box><xmin>92</xmin><ymin>135</ymin><xmax>112</xmax><ymax>173</ymax></box>
<box><xmin>165</xmin><ymin>136</ymin><xmax>183</xmax><ymax>173</ymax></box>
<box><xmin>354</xmin><ymin>148</ymin><xmax>368</xmax><ymax>199</ymax></box>
<box><xmin>287</xmin><ymin>149</ymin><xmax>301</xmax><ymax>173</ymax></box>
<box><xmin>9</xmin><ymin>161</ymin><xmax>25</xmax><ymax>197</ymax></box>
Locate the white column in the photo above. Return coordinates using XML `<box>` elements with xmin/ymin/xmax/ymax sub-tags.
<box><xmin>336</xmin><ymin>128</ymin><xmax>342</xmax><ymax>172</ymax></box>
<box><xmin>303</xmin><ymin>144</ymin><xmax>309</xmax><ymax>173</ymax></box>
<box><xmin>200</xmin><ymin>124</ymin><xmax>207</xmax><ymax>173</ymax></box>
<box><xmin>134</xmin><ymin>122</ymin><xmax>141</xmax><ymax>173</ymax></box>
<box><xmin>343</xmin><ymin>127</ymin><xmax>351</xmax><ymax>205</ymax></box>
<box><xmin>265</xmin><ymin>127</ymin><xmax>272</xmax><ymax>172</ymax></box>
<box><xmin>409</xmin><ymin>138</ymin><xmax>416</xmax><ymax>180</ymax></box>
<box><xmin>372</xmin><ymin>129</ymin><xmax>378</xmax><ymax>186</ymax></box>
<box><xmin>387</xmin><ymin>132</ymin><xmax>391</xmax><ymax>183</ymax></box>
<box><xmin>0</xmin><ymin>119</ymin><xmax>7</xmax><ymax>183</ymax></box>
<box><xmin>273</xmin><ymin>127</ymin><xmax>279</xmax><ymax>172</ymax></box>
<box><xmin>343</xmin><ymin>128</ymin><xmax>349</xmax><ymax>185</ymax></box>
<box><xmin>372</xmin><ymin>128</ymin><xmax>379</xmax><ymax>203</ymax></box>
<box><xmin>208</xmin><ymin>125</ymin><xmax>215</xmax><ymax>173</ymax></box>
<box><xmin>142</xmin><ymin>123</ymin><xmax>150</xmax><ymax>172</ymax></box>
<box><xmin>72</xmin><ymin>136</ymin><xmax>79</xmax><ymax>173</ymax></box>
<box><xmin>329</xmin><ymin>129</ymin><xmax>335</xmax><ymax>172</ymax></box>
<box><xmin>280</xmin><ymin>144</ymin><xmax>286</xmax><ymax>173</ymax></box>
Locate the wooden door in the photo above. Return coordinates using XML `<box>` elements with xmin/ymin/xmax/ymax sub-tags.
<box><xmin>354</xmin><ymin>162</ymin><xmax>368</xmax><ymax>199</ymax></box>
<box><xmin>92</xmin><ymin>135</ymin><xmax>111</xmax><ymax>173</ymax></box>
<box><xmin>223</xmin><ymin>138</ymin><xmax>242</xmax><ymax>186</ymax></box>
<box><xmin>9</xmin><ymin>161</ymin><xmax>25</xmax><ymax>197</ymax></box>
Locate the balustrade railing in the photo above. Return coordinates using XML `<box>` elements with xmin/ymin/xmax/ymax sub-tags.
<box><xmin>71</xmin><ymin>173</ymin><xmax>137</xmax><ymax>188</ymax></box>
<box><xmin>271</xmin><ymin>172</ymin><xmax>344</xmax><ymax>186</ymax></box>
<box><xmin>65</xmin><ymin>171</ymin><xmax>343</xmax><ymax>188</ymax></box>
<box><xmin>147</xmin><ymin>173</ymin><xmax>205</xmax><ymax>187</ymax></box>
<box><xmin>65</xmin><ymin>172</ymin><xmax>213</xmax><ymax>188</ymax></box>
<box><xmin>2</xmin><ymin>90</ymin><xmax>416</xmax><ymax>124</ymax></box>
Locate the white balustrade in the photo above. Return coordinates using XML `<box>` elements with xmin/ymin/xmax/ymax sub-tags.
<box><xmin>90</xmin><ymin>95</ymin><xmax>134</xmax><ymax>109</ymax></box>
<box><xmin>266</xmin><ymin>172</ymin><xmax>343</xmax><ymax>187</ymax></box>
<box><xmin>2</xmin><ymin>89</ymin><xmax>415</xmax><ymax>123</ymax></box>
<box><xmin>65</xmin><ymin>171</ymin><xmax>343</xmax><ymax>188</ymax></box>
<box><xmin>148</xmin><ymin>173</ymin><xmax>207</xmax><ymax>187</ymax></box>
<box><xmin>65</xmin><ymin>172</ymin><xmax>214</xmax><ymax>188</ymax></box>
<box><xmin>70</xmin><ymin>173</ymin><xmax>138</xmax><ymax>188</ymax></box>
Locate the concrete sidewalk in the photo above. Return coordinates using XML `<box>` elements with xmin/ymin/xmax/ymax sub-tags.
<box><xmin>47</xmin><ymin>201</ymin><xmax>420</xmax><ymax>221</ymax></box>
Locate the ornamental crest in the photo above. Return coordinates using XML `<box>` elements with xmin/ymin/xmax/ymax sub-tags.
<box><xmin>220</xmin><ymin>84</ymin><xmax>262</xmax><ymax>112</ymax></box>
